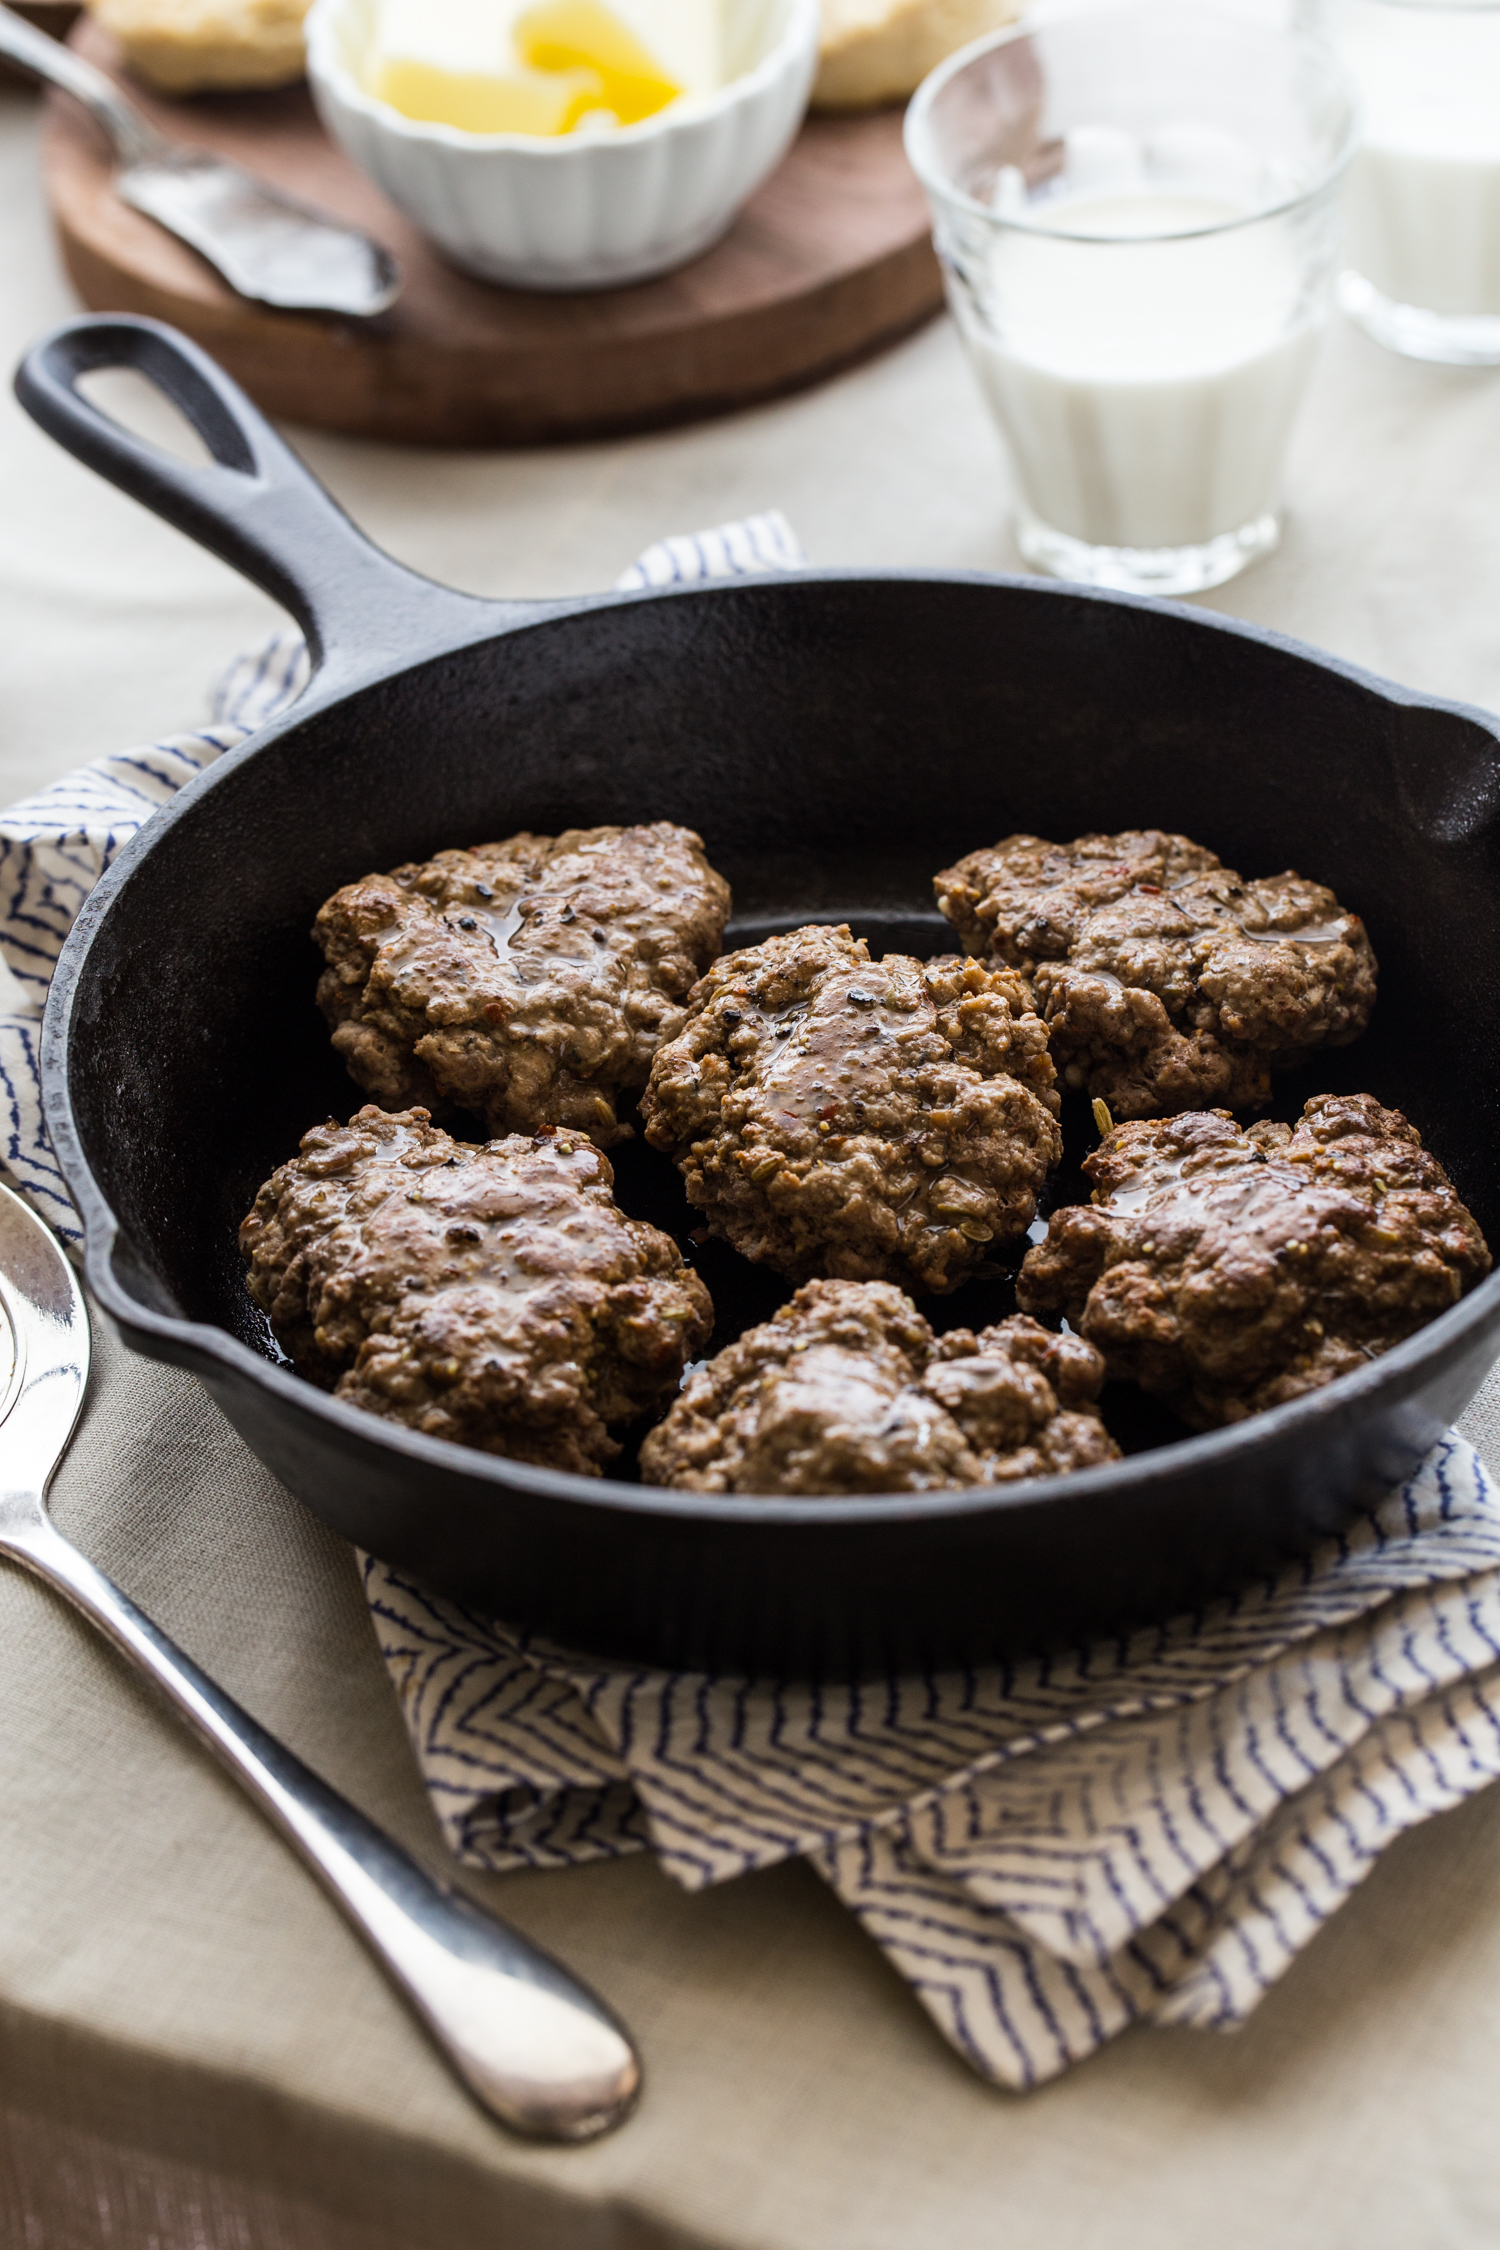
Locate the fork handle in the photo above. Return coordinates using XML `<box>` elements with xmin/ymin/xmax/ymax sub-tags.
<box><xmin>2</xmin><ymin>1509</ymin><xmax>641</xmax><ymax>2141</ymax></box>
<box><xmin>0</xmin><ymin>4</ymin><xmax>163</xmax><ymax>164</ymax></box>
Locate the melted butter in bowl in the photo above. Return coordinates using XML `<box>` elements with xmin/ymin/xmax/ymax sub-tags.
<box><xmin>307</xmin><ymin>0</ymin><xmax>820</xmax><ymax>289</ymax></box>
<box><xmin>367</xmin><ymin>0</ymin><xmax>723</xmax><ymax>136</ymax></box>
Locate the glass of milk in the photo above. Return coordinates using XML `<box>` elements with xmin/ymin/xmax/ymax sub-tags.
<box><xmin>1323</xmin><ymin>0</ymin><xmax>1500</xmax><ymax>363</ymax></box>
<box><xmin>904</xmin><ymin>7</ymin><xmax>1358</xmax><ymax>596</ymax></box>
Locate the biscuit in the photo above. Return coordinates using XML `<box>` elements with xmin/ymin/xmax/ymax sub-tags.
<box><xmin>814</xmin><ymin>0</ymin><xmax>1020</xmax><ymax>112</ymax></box>
<box><xmin>88</xmin><ymin>0</ymin><xmax>310</xmax><ymax>93</ymax></box>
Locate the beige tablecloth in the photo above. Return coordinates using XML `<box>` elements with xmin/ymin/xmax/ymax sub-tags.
<box><xmin>8</xmin><ymin>59</ymin><xmax>1500</xmax><ymax>2250</ymax></box>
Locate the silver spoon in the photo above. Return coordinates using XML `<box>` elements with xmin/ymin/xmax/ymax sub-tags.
<box><xmin>0</xmin><ymin>3</ymin><xmax>400</xmax><ymax>316</ymax></box>
<box><xmin>0</xmin><ymin>1180</ymin><xmax>639</xmax><ymax>2141</ymax></box>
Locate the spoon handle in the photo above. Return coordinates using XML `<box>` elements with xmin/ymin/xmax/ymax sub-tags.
<box><xmin>1</xmin><ymin>1509</ymin><xmax>641</xmax><ymax>2141</ymax></box>
<box><xmin>0</xmin><ymin>4</ymin><xmax>163</xmax><ymax>164</ymax></box>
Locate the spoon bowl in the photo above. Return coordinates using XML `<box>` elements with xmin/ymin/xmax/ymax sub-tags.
<box><xmin>0</xmin><ymin>1177</ymin><xmax>88</xmax><ymax>1539</ymax></box>
<box><xmin>0</xmin><ymin>2</ymin><xmax>401</xmax><ymax>316</ymax></box>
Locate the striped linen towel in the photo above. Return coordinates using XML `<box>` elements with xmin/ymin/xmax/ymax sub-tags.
<box><xmin>363</xmin><ymin>1445</ymin><xmax>1500</xmax><ymax>2086</ymax></box>
<box><xmin>4</xmin><ymin>509</ymin><xmax>1500</xmax><ymax>2088</ymax></box>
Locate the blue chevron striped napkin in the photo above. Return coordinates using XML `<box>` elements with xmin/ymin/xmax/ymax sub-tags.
<box><xmin>362</xmin><ymin>1448</ymin><xmax>1500</xmax><ymax>2087</ymax></box>
<box><xmin>4</xmin><ymin>508</ymin><xmax>1500</xmax><ymax>2088</ymax></box>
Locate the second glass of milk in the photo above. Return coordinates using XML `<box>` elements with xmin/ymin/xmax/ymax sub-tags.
<box><xmin>1324</xmin><ymin>0</ymin><xmax>1500</xmax><ymax>363</ymax></box>
<box><xmin>905</xmin><ymin>7</ymin><xmax>1358</xmax><ymax>596</ymax></box>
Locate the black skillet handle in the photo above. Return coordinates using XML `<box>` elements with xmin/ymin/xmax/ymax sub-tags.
<box><xmin>14</xmin><ymin>315</ymin><xmax>503</xmax><ymax>686</ymax></box>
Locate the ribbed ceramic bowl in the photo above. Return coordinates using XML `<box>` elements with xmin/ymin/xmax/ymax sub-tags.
<box><xmin>305</xmin><ymin>0</ymin><xmax>820</xmax><ymax>291</ymax></box>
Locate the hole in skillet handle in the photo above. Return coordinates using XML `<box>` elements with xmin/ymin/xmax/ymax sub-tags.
<box><xmin>75</xmin><ymin>365</ymin><xmax>217</xmax><ymax>467</ymax></box>
<box><xmin>11</xmin><ymin>313</ymin><xmax>505</xmax><ymax>680</ymax></box>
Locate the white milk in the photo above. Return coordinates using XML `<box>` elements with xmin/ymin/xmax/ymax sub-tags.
<box><xmin>966</xmin><ymin>190</ymin><xmax>1314</xmax><ymax>552</ymax></box>
<box><xmin>1336</xmin><ymin>4</ymin><xmax>1500</xmax><ymax>315</ymax></box>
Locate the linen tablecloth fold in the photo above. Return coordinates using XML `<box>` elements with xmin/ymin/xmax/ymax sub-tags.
<box><xmin>4</xmin><ymin>507</ymin><xmax>1499</xmax><ymax>2090</ymax></box>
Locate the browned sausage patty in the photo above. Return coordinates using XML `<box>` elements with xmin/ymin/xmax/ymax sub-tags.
<box><xmin>640</xmin><ymin>923</ymin><xmax>1062</xmax><ymax>1294</ymax></box>
<box><xmin>935</xmin><ymin>830</ymin><xmax>1376</xmax><ymax>1117</ymax></box>
<box><xmin>1017</xmin><ymin>1094</ymin><xmax>1489</xmax><ymax>1429</ymax></box>
<box><xmin>640</xmin><ymin>1279</ymin><xmax>1118</xmax><ymax>1494</ymax></box>
<box><xmin>240</xmin><ymin>1105</ymin><xmax>712</xmax><ymax>1475</ymax></box>
<box><xmin>315</xmin><ymin>823</ymin><xmax>731</xmax><ymax>1148</ymax></box>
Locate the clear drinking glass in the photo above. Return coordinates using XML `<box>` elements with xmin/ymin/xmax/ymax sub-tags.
<box><xmin>1324</xmin><ymin>0</ymin><xmax>1500</xmax><ymax>363</ymax></box>
<box><xmin>904</xmin><ymin>7</ymin><xmax>1358</xmax><ymax>597</ymax></box>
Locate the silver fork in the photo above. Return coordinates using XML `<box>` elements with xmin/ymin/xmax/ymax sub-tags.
<box><xmin>0</xmin><ymin>2</ymin><xmax>400</xmax><ymax>316</ymax></box>
<box><xmin>0</xmin><ymin>1180</ymin><xmax>640</xmax><ymax>2140</ymax></box>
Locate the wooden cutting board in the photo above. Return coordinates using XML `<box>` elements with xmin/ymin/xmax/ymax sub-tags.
<box><xmin>40</xmin><ymin>23</ymin><xmax>945</xmax><ymax>447</ymax></box>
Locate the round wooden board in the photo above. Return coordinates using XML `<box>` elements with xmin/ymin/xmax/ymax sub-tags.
<box><xmin>41</xmin><ymin>23</ymin><xmax>945</xmax><ymax>447</ymax></box>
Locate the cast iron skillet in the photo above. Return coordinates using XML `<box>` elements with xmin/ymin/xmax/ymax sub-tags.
<box><xmin>17</xmin><ymin>314</ymin><xmax>1500</xmax><ymax>1678</ymax></box>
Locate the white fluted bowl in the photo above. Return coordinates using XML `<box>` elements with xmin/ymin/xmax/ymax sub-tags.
<box><xmin>305</xmin><ymin>0</ymin><xmax>820</xmax><ymax>292</ymax></box>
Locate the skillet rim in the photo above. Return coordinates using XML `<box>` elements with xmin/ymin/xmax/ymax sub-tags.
<box><xmin>40</xmin><ymin>563</ymin><xmax>1500</xmax><ymax>1522</ymax></box>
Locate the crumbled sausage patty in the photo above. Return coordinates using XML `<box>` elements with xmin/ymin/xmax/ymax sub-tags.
<box><xmin>1016</xmin><ymin>1094</ymin><xmax>1489</xmax><ymax>1429</ymax></box>
<box><xmin>934</xmin><ymin>830</ymin><xmax>1377</xmax><ymax>1117</ymax></box>
<box><xmin>640</xmin><ymin>1279</ymin><xmax>1119</xmax><ymax>1494</ymax></box>
<box><xmin>314</xmin><ymin>824</ymin><xmax>731</xmax><ymax>1148</ymax></box>
<box><xmin>640</xmin><ymin>923</ymin><xmax>1063</xmax><ymax>1294</ymax></box>
<box><xmin>239</xmin><ymin>1106</ymin><xmax>713</xmax><ymax>1475</ymax></box>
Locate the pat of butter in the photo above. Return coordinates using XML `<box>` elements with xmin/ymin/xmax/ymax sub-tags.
<box><xmin>369</xmin><ymin>0</ymin><xmax>723</xmax><ymax>136</ymax></box>
<box><xmin>373</xmin><ymin>53</ymin><xmax>608</xmax><ymax>136</ymax></box>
